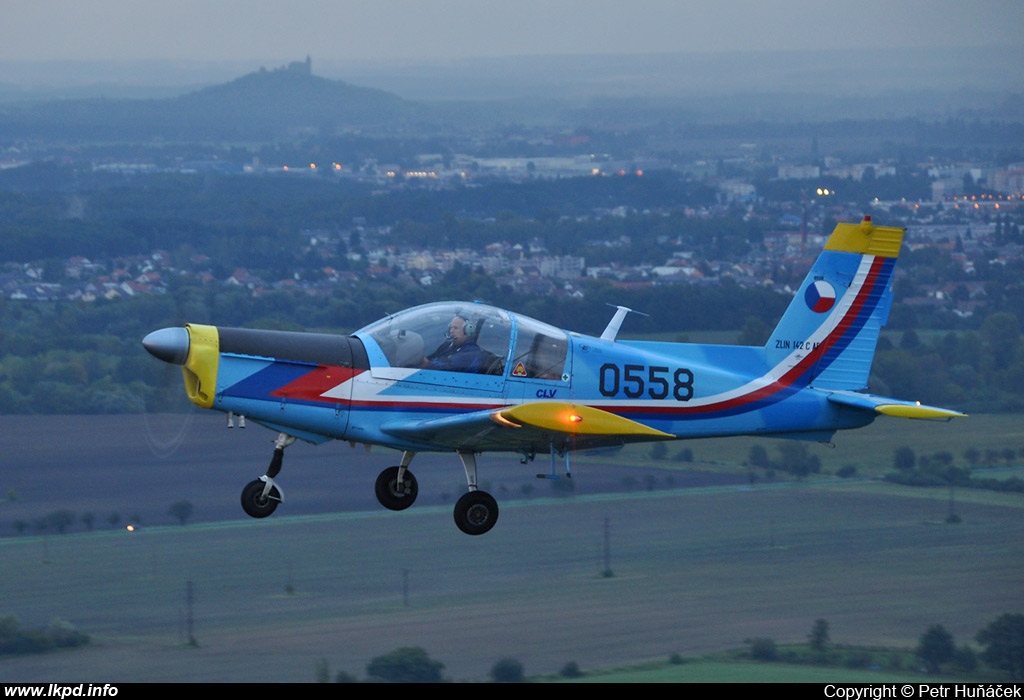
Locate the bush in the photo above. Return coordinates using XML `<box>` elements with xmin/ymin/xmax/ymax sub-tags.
<box><xmin>47</xmin><ymin>619</ymin><xmax>89</xmax><ymax>649</ymax></box>
<box><xmin>0</xmin><ymin>615</ymin><xmax>89</xmax><ymax>656</ymax></box>
<box><xmin>366</xmin><ymin>646</ymin><xmax>446</xmax><ymax>683</ymax></box>
<box><xmin>748</xmin><ymin>637</ymin><xmax>777</xmax><ymax>661</ymax></box>
<box><xmin>952</xmin><ymin>646</ymin><xmax>978</xmax><ymax>674</ymax></box>
<box><xmin>559</xmin><ymin>661</ymin><xmax>582</xmax><ymax>678</ymax></box>
<box><xmin>976</xmin><ymin>613</ymin><xmax>1024</xmax><ymax>680</ymax></box>
<box><xmin>489</xmin><ymin>657</ymin><xmax>525</xmax><ymax>683</ymax></box>
<box><xmin>917</xmin><ymin>624</ymin><xmax>955</xmax><ymax>674</ymax></box>
<box><xmin>844</xmin><ymin>651</ymin><xmax>871</xmax><ymax>669</ymax></box>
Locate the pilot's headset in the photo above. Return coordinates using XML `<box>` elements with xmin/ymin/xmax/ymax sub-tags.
<box><xmin>445</xmin><ymin>316</ymin><xmax>476</xmax><ymax>340</ymax></box>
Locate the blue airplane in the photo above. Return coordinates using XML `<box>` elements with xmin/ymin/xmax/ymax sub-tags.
<box><xmin>143</xmin><ymin>217</ymin><xmax>963</xmax><ymax>535</ymax></box>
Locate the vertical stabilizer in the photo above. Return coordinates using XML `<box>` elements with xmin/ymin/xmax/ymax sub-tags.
<box><xmin>764</xmin><ymin>217</ymin><xmax>903</xmax><ymax>391</ymax></box>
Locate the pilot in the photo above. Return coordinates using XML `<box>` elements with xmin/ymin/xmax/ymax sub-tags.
<box><xmin>424</xmin><ymin>316</ymin><xmax>483</xmax><ymax>373</ymax></box>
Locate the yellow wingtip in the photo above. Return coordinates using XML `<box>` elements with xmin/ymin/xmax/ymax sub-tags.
<box><xmin>876</xmin><ymin>404</ymin><xmax>966</xmax><ymax>421</ymax></box>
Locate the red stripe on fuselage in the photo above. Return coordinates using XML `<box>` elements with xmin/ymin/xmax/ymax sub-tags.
<box><xmin>269</xmin><ymin>366</ymin><xmax>364</xmax><ymax>402</ymax></box>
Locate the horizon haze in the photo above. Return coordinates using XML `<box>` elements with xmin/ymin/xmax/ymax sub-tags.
<box><xmin>1</xmin><ymin>0</ymin><xmax>1022</xmax><ymax>103</ymax></box>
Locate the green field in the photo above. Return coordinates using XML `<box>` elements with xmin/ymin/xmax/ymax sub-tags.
<box><xmin>2</xmin><ymin>474</ymin><xmax>1022</xmax><ymax>681</ymax></box>
<box><xmin>1</xmin><ymin>413</ymin><xmax>1021</xmax><ymax>682</ymax></box>
<box><xmin>605</xmin><ymin>413</ymin><xmax>1024</xmax><ymax>479</ymax></box>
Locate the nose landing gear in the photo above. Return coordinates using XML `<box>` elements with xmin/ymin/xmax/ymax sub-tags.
<box><xmin>240</xmin><ymin>433</ymin><xmax>295</xmax><ymax>519</ymax></box>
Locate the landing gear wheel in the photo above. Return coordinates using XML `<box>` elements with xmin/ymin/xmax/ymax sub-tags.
<box><xmin>453</xmin><ymin>491</ymin><xmax>499</xmax><ymax>536</ymax></box>
<box><xmin>241</xmin><ymin>479</ymin><xmax>281</xmax><ymax>518</ymax></box>
<box><xmin>375</xmin><ymin>466</ymin><xmax>418</xmax><ymax>511</ymax></box>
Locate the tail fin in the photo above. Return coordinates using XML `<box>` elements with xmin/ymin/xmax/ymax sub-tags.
<box><xmin>764</xmin><ymin>217</ymin><xmax>903</xmax><ymax>391</ymax></box>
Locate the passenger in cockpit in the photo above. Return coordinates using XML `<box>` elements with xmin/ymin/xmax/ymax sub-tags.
<box><xmin>423</xmin><ymin>316</ymin><xmax>483</xmax><ymax>373</ymax></box>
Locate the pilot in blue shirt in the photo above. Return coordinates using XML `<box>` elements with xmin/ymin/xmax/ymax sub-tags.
<box><xmin>424</xmin><ymin>316</ymin><xmax>482</xmax><ymax>373</ymax></box>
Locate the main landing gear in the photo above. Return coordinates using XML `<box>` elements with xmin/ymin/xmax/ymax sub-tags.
<box><xmin>374</xmin><ymin>451</ymin><xmax>419</xmax><ymax>511</ymax></box>
<box><xmin>372</xmin><ymin>450</ymin><xmax>499</xmax><ymax>536</ymax></box>
<box><xmin>240</xmin><ymin>433</ymin><xmax>294</xmax><ymax>519</ymax></box>
<box><xmin>240</xmin><ymin>437</ymin><xmax>499</xmax><ymax>535</ymax></box>
<box><xmin>452</xmin><ymin>451</ymin><xmax>498</xmax><ymax>536</ymax></box>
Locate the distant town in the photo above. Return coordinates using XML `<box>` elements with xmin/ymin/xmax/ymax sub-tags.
<box><xmin>2</xmin><ymin>148</ymin><xmax>1021</xmax><ymax>324</ymax></box>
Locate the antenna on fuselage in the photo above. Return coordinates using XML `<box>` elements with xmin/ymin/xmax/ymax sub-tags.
<box><xmin>600</xmin><ymin>305</ymin><xmax>647</xmax><ymax>342</ymax></box>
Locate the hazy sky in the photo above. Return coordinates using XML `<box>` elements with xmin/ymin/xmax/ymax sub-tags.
<box><xmin>2</xmin><ymin>0</ymin><xmax>1021</xmax><ymax>63</ymax></box>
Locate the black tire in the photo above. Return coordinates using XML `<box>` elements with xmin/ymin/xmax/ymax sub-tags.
<box><xmin>453</xmin><ymin>491</ymin><xmax>499</xmax><ymax>535</ymax></box>
<box><xmin>375</xmin><ymin>466</ymin><xmax>418</xmax><ymax>511</ymax></box>
<box><xmin>240</xmin><ymin>479</ymin><xmax>280</xmax><ymax>518</ymax></box>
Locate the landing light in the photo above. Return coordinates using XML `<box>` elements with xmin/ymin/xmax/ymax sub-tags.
<box><xmin>492</xmin><ymin>413</ymin><xmax>521</xmax><ymax>428</ymax></box>
<box><xmin>568</xmin><ymin>414</ymin><xmax>583</xmax><ymax>424</ymax></box>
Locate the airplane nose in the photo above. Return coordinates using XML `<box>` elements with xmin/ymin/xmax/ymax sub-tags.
<box><xmin>142</xmin><ymin>327</ymin><xmax>190</xmax><ymax>365</ymax></box>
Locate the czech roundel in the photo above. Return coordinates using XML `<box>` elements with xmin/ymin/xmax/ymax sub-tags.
<box><xmin>805</xmin><ymin>280</ymin><xmax>837</xmax><ymax>313</ymax></box>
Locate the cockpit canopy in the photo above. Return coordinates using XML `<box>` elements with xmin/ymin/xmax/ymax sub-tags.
<box><xmin>357</xmin><ymin>301</ymin><xmax>568</xmax><ymax>380</ymax></box>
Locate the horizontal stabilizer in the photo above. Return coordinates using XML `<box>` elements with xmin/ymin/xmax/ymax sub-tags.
<box><xmin>824</xmin><ymin>390</ymin><xmax>966</xmax><ymax>421</ymax></box>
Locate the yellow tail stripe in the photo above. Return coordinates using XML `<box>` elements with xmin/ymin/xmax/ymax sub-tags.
<box><xmin>823</xmin><ymin>217</ymin><xmax>904</xmax><ymax>258</ymax></box>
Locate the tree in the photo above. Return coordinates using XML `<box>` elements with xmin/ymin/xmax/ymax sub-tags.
<box><xmin>748</xmin><ymin>444</ymin><xmax>770</xmax><ymax>469</ymax></box>
<box><xmin>748</xmin><ymin>637</ymin><xmax>777</xmax><ymax>661</ymax></box>
<box><xmin>894</xmin><ymin>446</ymin><xmax>917</xmax><ymax>471</ymax></box>
<box><xmin>777</xmin><ymin>442</ymin><xmax>821</xmax><ymax>477</ymax></box>
<box><xmin>809</xmin><ymin>618</ymin><xmax>830</xmax><ymax>652</ymax></box>
<box><xmin>80</xmin><ymin>512</ymin><xmax>95</xmax><ymax>531</ymax></box>
<box><xmin>917</xmin><ymin>624</ymin><xmax>955</xmax><ymax>674</ymax></box>
<box><xmin>489</xmin><ymin>657</ymin><xmax>525</xmax><ymax>683</ymax></box>
<box><xmin>168</xmin><ymin>500</ymin><xmax>194</xmax><ymax>526</ymax></box>
<box><xmin>46</xmin><ymin>510</ymin><xmax>75</xmax><ymax>534</ymax></box>
<box><xmin>366</xmin><ymin>646</ymin><xmax>446</xmax><ymax>683</ymax></box>
<box><xmin>559</xmin><ymin>660</ymin><xmax>582</xmax><ymax>678</ymax></box>
<box><xmin>976</xmin><ymin>613</ymin><xmax>1024</xmax><ymax>679</ymax></box>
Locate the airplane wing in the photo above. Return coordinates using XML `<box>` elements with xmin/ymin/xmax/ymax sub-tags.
<box><xmin>380</xmin><ymin>401</ymin><xmax>674</xmax><ymax>453</ymax></box>
<box><xmin>822</xmin><ymin>389</ymin><xmax>966</xmax><ymax>421</ymax></box>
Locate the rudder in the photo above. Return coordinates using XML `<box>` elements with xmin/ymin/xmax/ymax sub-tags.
<box><xmin>764</xmin><ymin>217</ymin><xmax>904</xmax><ymax>391</ymax></box>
